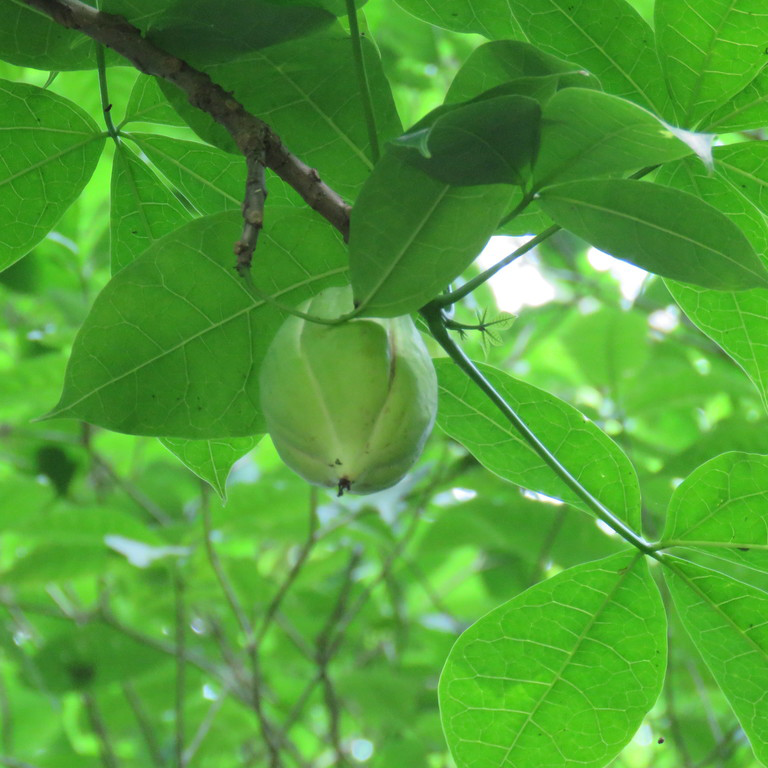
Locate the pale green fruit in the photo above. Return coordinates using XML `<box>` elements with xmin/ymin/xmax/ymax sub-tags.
<box><xmin>259</xmin><ymin>286</ymin><xmax>437</xmax><ymax>495</ymax></box>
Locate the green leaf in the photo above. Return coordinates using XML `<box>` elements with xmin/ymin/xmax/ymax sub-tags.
<box><xmin>394</xmin><ymin>95</ymin><xmax>541</xmax><ymax>186</ymax></box>
<box><xmin>704</xmin><ymin>68</ymin><xmax>768</xmax><ymax>132</ymax></box>
<box><xmin>538</xmin><ymin>179</ymin><xmax>768</xmax><ymax>290</ymax></box>
<box><xmin>130</xmin><ymin>133</ymin><xmax>245</xmax><ymax>215</ymax></box>
<box><xmin>715</xmin><ymin>142</ymin><xmax>768</xmax><ymax>220</ymax></box>
<box><xmin>160</xmin><ymin>435</ymin><xmax>262</xmax><ymax>499</ymax></box>
<box><xmin>502</xmin><ymin>0</ymin><xmax>669</xmax><ymax>114</ymax></box>
<box><xmin>435</xmin><ymin>359</ymin><xmax>642</xmax><ymax>527</ymax></box>
<box><xmin>349</xmin><ymin>151</ymin><xmax>515</xmax><ymax>316</ymax></box>
<box><xmin>0</xmin><ymin>0</ymin><xmax>118</xmax><ymax>70</ymax></box>
<box><xmin>440</xmin><ymin>551</ymin><xmax>666</xmax><ymax>768</ymax></box>
<box><xmin>393</xmin><ymin>0</ymin><xmax>524</xmax><ymax>39</ymax></box>
<box><xmin>664</xmin><ymin>557</ymin><xmax>768</xmax><ymax>765</ymax></box>
<box><xmin>445</xmin><ymin>40</ymin><xmax>600</xmax><ymax>104</ymax></box>
<box><xmin>0</xmin><ymin>79</ymin><xmax>105</xmax><ymax>272</ymax></box>
<box><xmin>122</xmin><ymin>75</ymin><xmax>187</xmax><ymax>127</ymax></box>
<box><xmin>110</xmin><ymin>141</ymin><xmax>192</xmax><ymax>273</ymax></box>
<box><xmin>533</xmin><ymin>89</ymin><xmax>691</xmax><ymax>188</ymax></box>
<box><xmin>655</xmin><ymin>0</ymin><xmax>768</xmax><ymax>127</ymax></box>
<box><xmin>146</xmin><ymin>0</ymin><xmax>336</xmax><ymax>66</ymax></box>
<box><xmin>658</xmin><ymin>148</ymin><xmax>768</xmax><ymax>407</ymax></box>
<box><xmin>180</xmin><ymin>35</ymin><xmax>402</xmax><ymax>198</ymax></box>
<box><xmin>44</xmin><ymin>211</ymin><xmax>348</xmax><ymax>438</ymax></box>
<box><xmin>662</xmin><ymin>452</ymin><xmax>768</xmax><ymax>567</ymax></box>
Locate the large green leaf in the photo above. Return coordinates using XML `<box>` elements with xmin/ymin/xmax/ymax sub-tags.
<box><xmin>532</xmin><ymin>89</ymin><xmax>691</xmax><ymax>188</ymax></box>
<box><xmin>665</xmin><ymin>558</ymin><xmax>768</xmax><ymax>765</ymax></box>
<box><xmin>538</xmin><ymin>179</ymin><xmax>768</xmax><ymax>290</ymax></box>
<box><xmin>130</xmin><ymin>133</ymin><xmax>245</xmax><ymax>215</ymax></box>
<box><xmin>446</xmin><ymin>40</ymin><xmax>599</xmax><ymax>104</ymax></box>
<box><xmin>110</xmin><ymin>141</ymin><xmax>191</xmax><ymax>273</ymax></box>
<box><xmin>0</xmin><ymin>79</ymin><xmax>105</xmax><ymax>272</ymax></box>
<box><xmin>435</xmin><ymin>359</ymin><xmax>642</xmax><ymax>527</ymax></box>
<box><xmin>349</xmin><ymin>151</ymin><xmax>515</xmax><ymax>316</ymax></box>
<box><xmin>661</xmin><ymin>452</ymin><xmax>768</xmax><ymax>570</ymax></box>
<box><xmin>44</xmin><ymin>211</ymin><xmax>348</xmax><ymax>438</ymax></box>
<box><xmin>501</xmin><ymin>0</ymin><xmax>669</xmax><ymax>114</ymax></box>
<box><xmin>122</xmin><ymin>75</ymin><xmax>187</xmax><ymax>127</ymax></box>
<box><xmin>393</xmin><ymin>0</ymin><xmax>523</xmax><ymax>39</ymax></box>
<box><xmin>658</xmin><ymin>148</ymin><xmax>768</xmax><ymax>408</ymax></box>
<box><xmin>168</xmin><ymin>35</ymin><xmax>401</xmax><ymax>199</ymax></box>
<box><xmin>655</xmin><ymin>0</ymin><xmax>768</xmax><ymax>127</ymax></box>
<box><xmin>715</xmin><ymin>142</ymin><xmax>768</xmax><ymax>219</ymax></box>
<box><xmin>440</xmin><ymin>550</ymin><xmax>666</xmax><ymax>768</ymax></box>
<box><xmin>159</xmin><ymin>435</ymin><xmax>262</xmax><ymax>499</ymax></box>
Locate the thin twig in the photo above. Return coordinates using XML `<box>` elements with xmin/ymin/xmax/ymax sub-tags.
<box><xmin>182</xmin><ymin>687</ymin><xmax>230</xmax><ymax>765</ymax></box>
<box><xmin>18</xmin><ymin>0</ymin><xmax>351</xmax><ymax>238</ymax></box>
<box><xmin>0</xmin><ymin>672</ymin><xmax>12</xmax><ymax>756</ymax></box>
<box><xmin>122</xmin><ymin>683</ymin><xmax>165</xmax><ymax>767</ymax></box>
<box><xmin>234</xmin><ymin>154</ymin><xmax>267</xmax><ymax>274</ymax></box>
<box><xmin>174</xmin><ymin>569</ymin><xmax>187</xmax><ymax>768</ymax></box>
<box><xmin>83</xmin><ymin>692</ymin><xmax>119</xmax><ymax>768</ymax></box>
<box><xmin>254</xmin><ymin>488</ymin><xmax>319</xmax><ymax>649</ymax></box>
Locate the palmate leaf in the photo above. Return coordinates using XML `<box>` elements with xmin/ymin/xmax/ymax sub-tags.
<box><xmin>0</xmin><ymin>79</ymin><xmax>105</xmax><ymax>271</ymax></box>
<box><xmin>43</xmin><ymin>211</ymin><xmax>347</xmax><ymax>438</ymax></box>
<box><xmin>665</xmin><ymin>558</ymin><xmax>768</xmax><ymax>766</ymax></box>
<box><xmin>440</xmin><ymin>550</ymin><xmax>666</xmax><ymax>768</ymax></box>
<box><xmin>655</xmin><ymin>0</ymin><xmax>768</xmax><ymax>128</ymax></box>
<box><xmin>538</xmin><ymin>178</ymin><xmax>768</xmax><ymax>290</ymax></box>
<box><xmin>435</xmin><ymin>359</ymin><xmax>641</xmax><ymax>528</ymax></box>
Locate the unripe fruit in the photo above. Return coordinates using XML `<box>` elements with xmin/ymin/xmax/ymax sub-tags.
<box><xmin>259</xmin><ymin>286</ymin><xmax>437</xmax><ymax>495</ymax></box>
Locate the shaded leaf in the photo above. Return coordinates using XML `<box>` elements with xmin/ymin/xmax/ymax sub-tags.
<box><xmin>394</xmin><ymin>95</ymin><xmax>541</xmax><ymax>186</ymax></box>
<box><xmin>393</xmin><ymin>0</ymin><xmax>524</xmax><ymax>39</ymax></box>
<box><xmin>445</xmin><ymin>40</ymin><xmax>599</xmax><ymax>104</ymax></box>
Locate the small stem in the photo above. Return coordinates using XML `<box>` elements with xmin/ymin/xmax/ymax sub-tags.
<box><xmin>498</xmin><ymin>191</ymin><xmax>535</xmax><ymax>227</ymax></box>
<box><xmin>122</xmin><ymin>683</ymin><xmax>164</xmax><ymax>768</ymax></box>
<box><xmin>95</xmin><ymin>45</ymin><xmax>118</xmax><ymax>141</ymax></box>
<box><xmin>421</xmin><ymin>302</ymin><xmax>656</xmax><ymax>557</ymax></box>
<box><xmin>435</xmin><ymin>225</ymin><xmax>561</xmax><ymax>308</ymax></box>
<box><xmin>346</xmin><ymin>0</ymin><xmax>379</xmax><ymax>165</ymax></box>
<box><xmin>83</xmin><ymin>693</ymin><xmax>119</xmax><ymax>768</ymax></box>
<box><xmin>174</xmin><ymin>569</ymin><xmax>186</xmax><ymax>768</ymax></box>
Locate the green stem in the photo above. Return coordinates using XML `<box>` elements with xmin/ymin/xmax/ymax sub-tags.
<box><xmin>345</xmin><ymin>0</ymin><xmax>380</xmax><ymax>165</ymax></box>
<box><xmin>436</xmin><ymin>224</ymin><xmax>561</xmax><ymax>308</ymax></box>
<box><xmin>95</xmin><ymin>44</ymin><xmax>118</xmax><ymax>141</ymax></box>
<box><xmin>421</xmin><ymin>302</ymin><xmax>657</xmax><ymax>557</ymax></box>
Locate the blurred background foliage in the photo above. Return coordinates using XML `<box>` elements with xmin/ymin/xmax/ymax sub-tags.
<box><xmin>0</xmin><ymin>0</ymin><xmax>763</xmax><ymax>766</ymax></box>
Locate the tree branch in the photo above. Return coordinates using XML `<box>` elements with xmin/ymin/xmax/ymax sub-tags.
<box><xmin>19</xmin><ymin>0</ymin><xmax>351</xmax><ymax>242</ymax></box>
